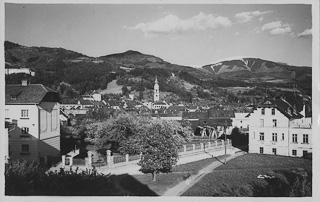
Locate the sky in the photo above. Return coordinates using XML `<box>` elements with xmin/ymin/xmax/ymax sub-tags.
<box><xmin>5</xmin><ymin>2</ymin><xmax>313</xmax><ymax>67</ymax></box>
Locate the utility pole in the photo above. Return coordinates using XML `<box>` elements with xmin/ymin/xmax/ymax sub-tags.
<box><xmin>224</xmin><ymin>120</ymin><xmax>227</xmax><ymax>164</ymax></box>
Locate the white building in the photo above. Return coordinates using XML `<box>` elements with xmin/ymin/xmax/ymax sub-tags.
<box><xmin>5</xmin><ymin>67</ymin><xmax>35</xmax><ymax>76</ymax></box>
<box><xmin>247</xmin><ymin>98</ymin><xmax>312</xmax><ymax>157</ymax></box>
<box><xmin>5</xmin><ymin>81</ymin><xmax>61</xmax><ymax>165</ymax></box>
<box><xmin>232</xmin><ymin>113</ymin><xmax>250</xmax><ymax>134</ymax></box>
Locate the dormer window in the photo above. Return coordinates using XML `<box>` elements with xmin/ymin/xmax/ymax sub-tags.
<box><xmin>287</xmin><ymin>107</ymin><xmax>292</xmax><ymax>115</ymax></box>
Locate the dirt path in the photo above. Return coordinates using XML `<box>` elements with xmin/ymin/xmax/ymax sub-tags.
<box><xmin>162</xmin><ymin>151</ymin><xmax>246</xmax><ymax>196</ymax></box>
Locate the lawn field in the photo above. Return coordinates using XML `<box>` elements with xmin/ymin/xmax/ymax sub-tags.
<box><xmin>182</xmin><ymin>153</ymin><xmax>312</xmax><ymax>196</ymax></box>
<box><xmin>122</xmin><ymin>155</ymin><xmax>229</xmax><ymax>195</ymax></box>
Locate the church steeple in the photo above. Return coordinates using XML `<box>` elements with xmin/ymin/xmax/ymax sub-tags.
<box><xmin>154</xmin><ymin>76</ymin><xmax>159</xmax><ymax>102</ymax></box>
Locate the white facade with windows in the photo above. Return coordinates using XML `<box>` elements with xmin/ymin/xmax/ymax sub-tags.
<box><xmin>5</xmin><ymin>83</ymin><xmax>61</xmax><ymax>165</ymax></box>
<box><xmin>248</xmin><ymin>98</ymin><xmax>312</xmax><ymax>157</ymax></box>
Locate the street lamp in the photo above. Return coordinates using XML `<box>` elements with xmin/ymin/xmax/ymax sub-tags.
<box><xmin>224</xmin><ymin>120</ymin><xmax>227</xmax><ymax>164</ymax></box>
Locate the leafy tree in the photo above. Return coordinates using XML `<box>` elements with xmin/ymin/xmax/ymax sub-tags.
<box><xmin>136</xmin><ymin>119</ymin><xmax>191</xmax><ymax>181</ymax></box>
<box><xmin>122</xmin><ymin>85</ymin><xmax>129</xmax><ymax>95</ymax></box>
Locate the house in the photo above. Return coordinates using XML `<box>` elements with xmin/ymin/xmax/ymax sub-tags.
<box><xmin>247</xmin><ymin>97</ymin><xmax>312</xmax><ymax>157</ymax></box>
<box><xmin>5</xmin><ymin>80</ymin><xmax>61</xmax><ymax>165</ymax></box>
<box><xmin>186</xmin><ymin>105</ymin><xmax>198</xmax><ymax>112</ymax></box>
<box><xmin>182</xmin><ymin>109</ymin><xmax>234</xmax><ymax>137</ymax></box>
<box><xmin>5</xmin><ymin>66</ymin><xmax>35</xmax><ymax>76</ymax></box>
<box><xmin>232</xmin><ymin>113</ymin><xmax>250</xmax><ymax>135</ymax></box>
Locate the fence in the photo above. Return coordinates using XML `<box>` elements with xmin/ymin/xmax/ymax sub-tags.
<box><xmin>62</xmin><ymin>139</ymin><xmax>232</xmax><ymax>168</ymax></box>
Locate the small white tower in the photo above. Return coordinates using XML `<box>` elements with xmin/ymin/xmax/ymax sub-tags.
<box><xmin>154</xmin><ymin>76</ymin><xmax>159</xmax><ymax>102</ymax></box>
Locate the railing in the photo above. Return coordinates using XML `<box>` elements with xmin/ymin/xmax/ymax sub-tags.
<box><xmin>78</xmin><ymin>139</ymin><xmax>232</xmax><ymax>169</ymax></box>
<box><xmin>129</xmin><ymin>154</ymin><xmax>140</xmax><ymax>161</ymax></box>
<box><xmin>113</xmin><ymin>155</ymin><xmax>126</xmax><ymax>164</ymax></box>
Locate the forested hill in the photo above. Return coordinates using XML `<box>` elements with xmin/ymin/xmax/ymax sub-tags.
<box><xmin>5</xmin><ymin>41</ymin><xmax>312</xmax><ymax>101</ymax></box>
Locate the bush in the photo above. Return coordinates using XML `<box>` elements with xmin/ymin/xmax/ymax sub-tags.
<box><xmin>5</xmin><ymin>160</ymin><xmax>119</xmax><ymax>196</ymax></box>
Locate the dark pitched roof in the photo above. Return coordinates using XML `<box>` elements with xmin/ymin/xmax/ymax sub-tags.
<box><xmin>79</xmin><ymin>99</ymin><xmax>94</xmax><ymax>105</ymax></box>
<box><xmin>182</xmin><ymin>112</ymin><xmax>208</xmax><ymax>119</ymax></box>
<box><xmin>154</xmin><ymin>101</ymin><xmax>167</xmax><ymax>105</ymax></box>
<box><xmin>247</xmin><ymin>98</ymin><xmax>304</xmax><ymax>119</ymax></box>
<box><xmin>5</xmin><ymin>84</ymin><xmax>59</xmax><ymax>104</ymax></box>
<box><xmin>198</xmin><ymin>119</ymin><xmax>233</xmax><ymax>127</ymax></box>
<box><xmin>208</xmin><ymin>109</ymin><xmax>235</xmax><ymax>118</ymax></box>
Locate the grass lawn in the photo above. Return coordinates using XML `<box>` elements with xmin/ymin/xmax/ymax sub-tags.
<box><xmin>120</xmin><ymin>155</ymin><xmax>229</xmax><ymax>195</ymax></box>
<box><xmin>182</xmin><ymin>153</ymin><xmax>312</xmax><ymax>196</ymax></box>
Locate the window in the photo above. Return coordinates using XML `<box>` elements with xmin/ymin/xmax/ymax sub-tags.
<box><xmin>5</xmin><ymin>109</ymin><xmax>9</xmax><ymax>119</ymax></box>
<box><xmin>260</xmin><ymin>132</ymin><xmax>264</xmax><ymax>141</ymax></box>
<box><xmin>272</xmin><ymin>148</ymin><xmax>277</xmax><ymax>155</ymax></box>
<box><xmin>271</xmin><ymin>108</ymin><xmax>275</xmax><ymax>115</ymax></box>
<box><xmin>40</xmin><ymin>109</ymin><xmax>47</xmax><ymax>132</ymax></box>
<box><xmin>292</xmin><ymin>150</ymin><xmax>297</xmax><ymax>156</ymax></box>
<box><xmin>21</xmin><ymin>109</ymin><xmax>29</xmax><ymax>118</ymax></box>
<box><xmin>52</xmin><ymin>109</ymin><xmax>58</xmax><ymax>130</ymax></box>
<box><xmin>272</xmin><ymin>119</ymin><xmax>277</xmax><ymax>127</ymax></box>
<box><xmin>303</xmin><ymin>150</ymin><xmax>308</xmax><ymax>156</ymax></box>
<box><xmin>303</xmin><ymin>134</ymin><xmax>309</xmax><ymax>143</ymax></box>
<box><xmin>21</xmin><ymin>144</ymin><xmax>29</xmax><ymax>153</ymax></box>
<box><xmin>260</xmin><ymin>147</ymin><xmax>264</xmax><ymax>154</ymax></box>
<box><xmin>21</xmin><ymin>127</ymin><xmax>29</xmax><ymax>135</ymax></box>
<box><xmin>261</xmin><ymin>108</ymin><xmax>265</xmax><ymax>115</ymax></box>
<box><xmin>282</xmin><ymin>133</ymin><xmax>285</xmax><ymax>141</ymax></box>
<box><xmin>272</xmin><ymin>133</ymin><xmax>277</xmax><ymax>142</ymax></box>
<box><xmin>292</xmin><ymin>134</ymin><xmax>297</xmax><ymax>143</ymax></box>
<box><xmin>260</xmin><ymin>119</ymin><xmax>264</xmax><ymax>127</ymax></box>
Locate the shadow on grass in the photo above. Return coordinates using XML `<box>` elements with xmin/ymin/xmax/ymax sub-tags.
<box><xmin>113</xmin><ymin>174</ymin><xmax>158</xmax><ymax>196</ymax></box>
<box><xmin>204</xmin><ymin>150</ymin><xmax>227</xmax><ymax>165</ymax></box>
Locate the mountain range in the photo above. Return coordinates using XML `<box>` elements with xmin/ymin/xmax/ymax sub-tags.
<box><xmin>5</xmin><ymin>41</ymin><xmax>311</xmax><ymax>95</ymax></box>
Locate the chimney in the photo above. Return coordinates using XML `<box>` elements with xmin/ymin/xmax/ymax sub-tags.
<box><xmin>12</xmin><ymin>119</ymin><xmax>18</xmax><ymax>127</ymax></box>
<box><xmin>21</xmin><ymin>79</ymin><xmax>28</xmax><ymax>86</ymax></box>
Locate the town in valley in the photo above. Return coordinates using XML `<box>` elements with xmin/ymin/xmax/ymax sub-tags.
<box><xmin>3</xmin><ymin>2</ymin><xmax>316</xmax><ymax>197</ymax></box>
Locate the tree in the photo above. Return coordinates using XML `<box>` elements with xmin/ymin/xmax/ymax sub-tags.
<box><xmin>122</xmin><ymin>85</ymin><xmax>129</xmax><ymax>95</ymax></box>
<box><xmin>85</xmin><ymin>113</ymin><xmax>192</xmax><ymax>181</ymax></box>
<box><xmin>120</xmin><ymin>118</ymin><xmax>192</xmax><ymax>181</ymax></box>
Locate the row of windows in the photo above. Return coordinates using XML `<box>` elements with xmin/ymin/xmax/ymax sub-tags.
<box><xmin>259</xmin><ymin>147</ymin><xmax>308</xmax><ymax>156</ymax></box>
<box><xmin>259</xmin><ymin>132</ymin><xmax>309</xmax><ymax>143</ymax></box>
<box><xmin>261</xmin><ymin>108</ymin><xmax>275</xmax><ymax>115</ymax></box>
<box><xmin>260</xmin><ymin>119</ymin><xmax>277</xmax><ymax>127</ymax></box>
<box><xmin>5</xmin><ymin>109</ymin><xmax>29</xmax><ymax>118</ymax></box>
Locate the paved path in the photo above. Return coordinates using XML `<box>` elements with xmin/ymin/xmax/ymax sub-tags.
<box><xmin>162</xmin><ymin>151</ymin><xmax>246</xmax><ymax>196</ymax></box>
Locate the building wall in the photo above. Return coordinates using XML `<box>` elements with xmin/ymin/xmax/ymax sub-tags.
<box><xmin>5</xmin><ymin>68</ymin><xmax>35</xmax><ymax>76</ymax></box>
<box><xmin>232</xmin><ymin>113</ymin><xmax>250</xmax><ymax>130</ymax></box>
<box><xmin>38</xmin><ymin>102</ymin><xmax>61</xmax><ymax>159</ymax></box>
<box><xmin>249</xmin><ymin>107</ymin><xmax>290</xmax><ymax>156</ymax></box>
<box><xmin>9</xmin><ymin>138</ymin><xmax>39</xmax><ymax>162</ymax></box>
<box><xmin>249</xmin><ymin>106</ymin><xmax>312</xmax><ymax>157</ymax></box>
<box><xmin>5</xmin><ymin>104</ymin><xmax>40</xmax><ymax>139</ymax></box>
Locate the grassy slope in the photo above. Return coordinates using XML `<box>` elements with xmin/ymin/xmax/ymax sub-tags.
<box><xmin>119</xmin><ymin>155</ymin><xmax>229</xmax><ymax>196</ymax></box>
<box><xmin>98</xmin><ymin>79</ymin><xmax>123</xmax><ymax>94</ymax></box>
<box><xmin>182</xmin><ymin>153</ymin><xmax>312</xmax><ymax>196</ymax></box>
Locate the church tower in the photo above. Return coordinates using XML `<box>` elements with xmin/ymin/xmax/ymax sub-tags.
<box><xmin>154</xmin><ymin>76</ymin><xmax>159</xmax><ymax>102</ymax></box>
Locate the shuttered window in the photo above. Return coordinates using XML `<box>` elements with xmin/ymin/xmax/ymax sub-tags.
<box><xmin>52</xmin><ymin>109</ymin><xmax>58</xmax><ymax>130</ymax></box>
<box><xmin>40</xmin><ymin>110</ymin><xmax>47</xmax><ymax>132</ymax></box>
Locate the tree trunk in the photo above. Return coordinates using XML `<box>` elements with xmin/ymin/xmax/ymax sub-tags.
<box><xmin>152</xmin><ymin>171</ymin><xmax>157</xmax><ymax>181</ymax></box>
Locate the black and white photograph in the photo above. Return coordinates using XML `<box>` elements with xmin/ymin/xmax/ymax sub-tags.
<box><xmin>1</xmin><ymin>0</ymin><xmax>319</xmax><ymax>199</ymax></box>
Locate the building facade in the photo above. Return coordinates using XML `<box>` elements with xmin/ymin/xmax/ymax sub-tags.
<box><xmin>247</xmin><ymin>98</ymin><xmax>312</xmax><ymax>157</ymax></box>
<box><xmin>5</xmin><ymin>81</ymin><xmax>61</xmax><ymax>165</ymax></box>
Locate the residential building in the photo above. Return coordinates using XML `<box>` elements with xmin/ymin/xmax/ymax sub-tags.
<box><xmin>5</xmin><ymin>66</ymin><xmax>35</xmax><ymax>76</ymax></box>
<box><xmin>247</xmin><ymin>98</ymin><xmax>312</xmax><ymax>157</ymax></box>
<box><xmin>5</xmin><ymin>81</ymin><xmax>61</xmax><ymax>165</ymax></box>
<box><xmin>232</xmin><ymin>112</ymin><xmax>250</xmax><ymax>135</ymax></box>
